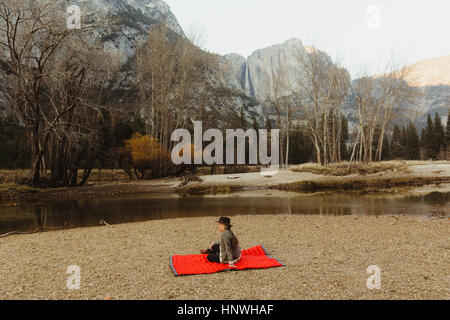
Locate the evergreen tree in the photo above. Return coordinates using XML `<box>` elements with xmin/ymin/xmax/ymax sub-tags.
<box><xmin>434</xmin><ymin>112</ymin><xmax>446</xmax><ymax>158</ymax></box>
<box><xmin>446</xmin><ymin>109</ymin><xmax>450</xmax><ymax>154</ymax></box>
<box><xmin>405</xmin><ymin>121</ymin><xmax>420</xmax><ymax>160</ymax></box>
<box><xmin>288</xmin><ymin>124</ymin><xmax>313</xmax><ymax>164</ymax></box>
<box><xmin>390</xmin><ymin>124</ymin><xmax>403</xmax><ymax>159</ymax></box>
<box><xmin>340</xmin><ymin>115</ymin><xmax>350</xmax><ymax>160</ymax></box>
<box><xmin>423</xmin><ymin>114</ymin><xmax>437</xmax><ymax>159</ymax></box>
<box><xmin>400</xmin><ymin>126</ymin><xmax>408</xmax><ymax>158</ymax></box>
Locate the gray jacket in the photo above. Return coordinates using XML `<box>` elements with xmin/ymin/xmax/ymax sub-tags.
<box><xmin>215</xmin><ymin>229</ymin><xmax>241</xmax><ymax>264</ymax></box>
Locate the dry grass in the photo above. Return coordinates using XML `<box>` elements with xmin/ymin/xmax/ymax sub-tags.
<box><xmin>176</xmin><ymin>184</ymin><xmax>244</xmax><ymax>196</ymax></box>
<box><xmin>196</xmin><ymin>165</ymin><xmax>262</xmax><ymax>176</ymax></box>
<box><xmin>289</xmin><ymin>160</ymin><xmax>450</xmax><ymax>177</ymax></box>
<box><xmin>273</xmin><ymin>176</ymin><xmax>450</xmax><ymax>193</ymax></box>
<box><xmin>0</xmin><ymin>170</ymin><xmax>32</xmax><ymax>184</ymax></box>
<box><xmin>0</xmin><ymin>183</ymin><xmax>40</xmax><ymax>194</ymax></box>
<box><xmin>289</xmin><ymin>161</ymin><xmax>412</xmax><ymax>176</ymax></box>
<box><xmin>0</xmin><ymin>169</ymin><xmax>132</xmax><ymax>187</ymax></box>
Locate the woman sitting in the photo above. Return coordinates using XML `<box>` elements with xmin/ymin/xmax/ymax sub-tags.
<box><xmin>201</xmin><ymin>217</ymin><xmax>241</xmax><ymax>266</ymax></box>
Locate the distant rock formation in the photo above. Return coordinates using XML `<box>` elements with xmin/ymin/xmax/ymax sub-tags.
<box><xmin>224</xmin><ymin>39</ymin><xmax>306</xmax><ymax>102</ymax></box>
<box><xmin>61</xmin><ymin>0</ymin><xmax>184</xmax><ymax>59</ymax></box>
<box><xmin>402</xmin><ymin>55</ymin><xmax>450</xmax><ymax>87</ymax></box>
<box><xmin>379</xmin><ymin>56</ymin><xmax>450</xmax><ymax>128</ymax></box>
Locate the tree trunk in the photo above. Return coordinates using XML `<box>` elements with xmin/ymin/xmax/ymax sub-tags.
<box><xmin>31</xmin><ymin>128</ymin><xmax>41</xmax><ymax>187</ymax></box>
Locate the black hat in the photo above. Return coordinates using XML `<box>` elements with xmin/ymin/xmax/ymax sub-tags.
<box><xmin>216</xmin><ymin>216</ymin><xmax>232</xmax><ymax>227</ymax></box>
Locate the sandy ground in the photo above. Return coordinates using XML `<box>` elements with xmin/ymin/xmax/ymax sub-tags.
<box><xmin>194</xmin><ymin>164</ymin><xmax>450</xmax><ymax>188</ymax></box>
<box><xmin>408</xmin><ymin>164</ymin><xmax>450</xmax><ymax>176</ymax></box>
<box><xmin>0</xmin><ymin>215</ymin><xmax>448</xmax><ymax>300</ymax></box>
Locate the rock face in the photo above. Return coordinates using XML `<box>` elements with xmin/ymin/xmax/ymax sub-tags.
<box><xmin>62</xmin><ymin>0</ymin><xmax>184</xmax><ymax>58</ymax></box>
<box><xmin>223</xmin><ymin>39</ymin><xmax>336</xmax><ymax>102</ymax></box>
<box><xmin>389</xmin><ymin>56</ymin><xmax>450</xmax><ymax>128</ymax></box>
<box><xmin>412</xmin><ymin>85</ymin><xmax>449</xmax><ymax>130</ymax></box>
<box><xmin>0</xmin><ymin>0</ymin><xmax>265</xmax><ymax>125</ymax></box>
<box><xmin>402</xmin><ymin>55</ymin><xmax>450</xmax><ymax>88</ymax></box>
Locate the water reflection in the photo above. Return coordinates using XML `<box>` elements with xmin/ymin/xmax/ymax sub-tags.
<box><xmin>0</xmin><ymin>191</ymin><xmax>448</xmax><ymax>235</ymax></box>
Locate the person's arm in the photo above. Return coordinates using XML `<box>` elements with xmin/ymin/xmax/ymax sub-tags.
<box><xmin>210</xmin><ymin>241</ymin><xmax>219</xmax><ymax>250</ymax></box>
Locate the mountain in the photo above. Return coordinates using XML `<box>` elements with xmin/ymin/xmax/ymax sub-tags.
<box><xmin>62</xmin><ymin>0</ymin><xmax>184</xmax><ymax>59</ymax></box>
<box><xmin>0</xmin><ymin>0</ymin><xmax>266</xmax><ymax>125</ymax></box>
<box><xmin>224</xmin><ymin>39</ymin><xmax>449</xmax><ymax>130</ymax></box>
<box><xmin>402</xmin><ymin>55</ymin><xmax>450</xmax><ymax>87</ymax></box>
<box><xmin>223</xmin><ymin>38</ymin><xmax>336</xmax><ymax>102</ymax></box>
<box><xmin>1</xmin><ymin>1</ymin><xmax>447</xmax><ymax>130</ymax></box>
<box><xmin>398</xmin><ymin>56</ymin><xmax>450</xmax><ymax>129</ymax></box>
<box><xmin>0</xmin><ymin>0</ymin><xmax>184</xmax><ymax>117</ymax></box>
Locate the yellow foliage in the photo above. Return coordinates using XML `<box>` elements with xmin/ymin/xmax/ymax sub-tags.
<box><xmin>124</xmin><ymin>133</ymin><xmax>166</xmax><ymax>168</ymax></box>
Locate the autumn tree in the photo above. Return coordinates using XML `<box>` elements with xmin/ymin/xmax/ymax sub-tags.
<box><xmin>125</xmin><ymin>133</ymin><xmax>168</xmax><ymax>179</ymax></box>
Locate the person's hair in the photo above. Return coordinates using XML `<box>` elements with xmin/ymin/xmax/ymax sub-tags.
<box><xmin>227</xmin><ymin>226</ymin><xmax>239</xmax><ymax>248</ymax></box>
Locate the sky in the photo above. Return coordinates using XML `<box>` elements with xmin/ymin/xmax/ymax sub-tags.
<box><xmin>164</xmin><ymin>0</ymin><xmax>450</xmax><ymax>78</ymax></box>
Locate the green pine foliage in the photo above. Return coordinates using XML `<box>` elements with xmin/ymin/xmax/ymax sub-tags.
<box><xmin>446</xmin><ymin>109</ymin><xmax>450</xmax><ymax>150</ymax></box>
<box><xmin>404</xmin><ymin>122</ymin><xmax>420</xmax><ymax>160</ymax></box>
<box><xmin>433</xmin><ymin>112</ymin><xmax>446</xmax><ymax>154</ymax></box>
<box><xmin>421</xmin><ymin>112</ymin><xmax>447</xmax><ymax>160</ymax></box>
<box><xmin>390</xmin><ymin>122</ymin><xmax>420</xmax><ymax>160</ymax></box>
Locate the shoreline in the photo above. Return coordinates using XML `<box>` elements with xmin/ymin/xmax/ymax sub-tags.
<box><xmin>0</xmin><ymin>214</ymin><xmax>448</xmax><ymax>300</ymax></box>
<box><xmin>1</xmin><ymin>163</ymin><xmax>450</xmax><ymax>202</ymax></box>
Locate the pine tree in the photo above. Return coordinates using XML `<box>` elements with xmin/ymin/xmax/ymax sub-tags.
<box><xmin>288</xmin><ymin>124</ymin><xmax>313</xmax><ymax>164</ymax></box>
<box><xmin>420</xmin><ymin>127</ymin><xmax>426</xmax><ymax>158</ymax></box>
<box><xmin>434</xmin><ymin>113</ymin><xmax>445</xmax><ymax>158</ymax></box>
<box><xmin>445</xmin><ymin>109</ymin><xmax>450</xmax><ymax>152</ymax></box>
<box><xmin>340</xmin><ymin>115</ymin><xmax>350</xmax><ymax>160</ymax></box>
<box><xmin>400</xmin><ymin>126</ymin><xmax>408</xmax><ymax>158</ymax></box>
<box><xmin>405</xmin><ymin>121</ymin><xmax>420</xmax><ymax>160</ymax></box>
<box><xmin>423</xmin><ymin>114</ymin><xmax>437</xmax><ymax>159</ymax></box>
<box><xmin>390</xmin><ymin>124</ymin><xmax>403</xmax><ymax>159</ymax></box>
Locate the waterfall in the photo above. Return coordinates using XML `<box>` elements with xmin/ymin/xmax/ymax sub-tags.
<box><xmin>244</xmin><ymin>60</ymin><xmax>255</xmax><ymax>99</ymax></box>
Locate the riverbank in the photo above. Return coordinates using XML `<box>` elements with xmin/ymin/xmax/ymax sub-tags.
<box><xmin>177</xmin><ymin>162</ymin><xmax>450</xmax><ymax>195</ymax></box>
<box><xmin>1</xmin><ymin>162</ymin><xmax>450</xmax><ymax>202</ymax></box>
<box><xmin>0</xmin><ymin>214</ymin><xmax>448</xmax><ymax>300</ymax></box>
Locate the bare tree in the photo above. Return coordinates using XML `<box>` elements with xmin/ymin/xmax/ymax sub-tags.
<box><xmin>266</xmin><ymin>65</ymin><xmax>289</xmax><ymax>168</ymax></box>
<box><xmin>292</xmin><ymin>47</ymin><xmax>350</xmax><ymax>165</ymax></box>
<box><xmin>0</xmin><ymin>0</ymin><xmax>120</xmax><ymax>186</ymax></box>
<box><xmin>134</xmin><ymin>22</ymin><xmax>220</xmax><ymax>175</ymax></box>
<box><xmin>0</xmin><ymin>0</ymin><xmax>79</xmax><ymax>186</ymax></box>
<box><xmin>43</xmin><ymin>37</ymin><xmax>120</xmax><ymax>186</ymax></box>
<box><xmin>348</xmin><ymin>61</ymin><xmax>419</xmax><ymax>164</ymax></box>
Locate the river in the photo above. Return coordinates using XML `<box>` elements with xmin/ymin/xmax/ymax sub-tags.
<box><xmin>0</xmin><ymin>186</ymin><xmax>449</xmax><ymax>235</ymax></box>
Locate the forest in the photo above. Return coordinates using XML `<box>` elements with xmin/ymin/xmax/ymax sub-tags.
<box><xmin>0</xmin><ymin>1</ymin><xmax>449</xmax><ymax>188</ymax></box>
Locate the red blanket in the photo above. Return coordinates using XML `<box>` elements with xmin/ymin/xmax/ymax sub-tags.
<box><xmin>170</xmin><ymin>245</ymin><xmax>284</xmax><ymax>276</ymax></box>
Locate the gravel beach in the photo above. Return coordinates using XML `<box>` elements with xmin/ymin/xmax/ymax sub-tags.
<box><xmin>0</xmin><ymin>214</ymin><xmax>448</xmax><ymax>300</ymax></box>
